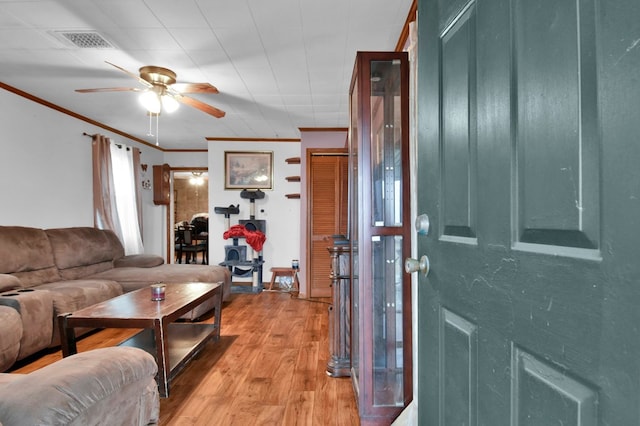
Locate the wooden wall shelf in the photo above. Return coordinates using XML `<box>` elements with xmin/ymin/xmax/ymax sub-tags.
<box><xmin>285</xmin><ymin>158</ymin><xmax>300</xmax><ymax>199</ymax></box>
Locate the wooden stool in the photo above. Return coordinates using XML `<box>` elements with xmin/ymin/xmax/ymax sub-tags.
<box><xmin>268</xmin><ymin>267</ymin><xmax>299</xmax><ymax>292</ymax></box>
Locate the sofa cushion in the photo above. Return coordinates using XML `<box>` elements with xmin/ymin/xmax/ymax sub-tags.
<box><xmin>90</xmin><ymin>264</ymin><xmax>231</xmax><ymax>299</ymax></box>
<box><xmin>0</xmin><ymin>226</ymin><xmax>61</xmax><ymax>287</ymax></box>
<box><xmin>45</xmin><ymin>227</ymin><xmax>117</xmax><ymax>280</ymax></box>
<box><xmin>101</xmin><ymin>228</ymin><xmax>126</xmax><ymax>260</ymax></box>
<box><xmin>0</xmin><ymin>306</ymin><xmax>21</xmax><ymax>372</ymax></box>
<box><xmin>114</xmin><ymin>254</ymin><xmax>164</xmax><ymax>268</ymax></box>
<box><xmin>34</xmin><ymin>279</ymin><xmax>124</xmax><ymax>347</ymax></box>
<box><xmin>0</xmin><ymin>274</ymin><xmax>22</xmax><ymax>292</ymax></box>
<box><xmin>33</xmin><ymin>279</ymin><xmax>123</xmax><ymax>316</ymax></box>
<box><xmin>0</xmin><ymin>289</ymin><xmax>54</xmax><ymax>360</ymax></box>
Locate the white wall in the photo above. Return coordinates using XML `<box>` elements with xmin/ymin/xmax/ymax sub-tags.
<box><xmin>0</xmin><ymin>88</ymin><xmax>166</xmax><ymax>256</ymax></box>
<box><xmin>208</xmin><ymin>142</ymin><xmax>301</xmax><ymax>288</ymax></box>
<box><xmin>163</xmin><ymin>151</ymin><xmax>209</xmax><ymax>168</ymax></box>
<box><xmin>0</xmin><ymin>88</ymin><xmax>348</xmax><ymax>299</ymax></box>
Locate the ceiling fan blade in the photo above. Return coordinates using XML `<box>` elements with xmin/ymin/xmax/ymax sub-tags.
<box><xmin>172</xmin><ymin>82</ymin><xmax>219</xmax><ymax>94</ymax></box>
<box><xmin>75</xmin><ymin>87</ymin><xmax>140</xmax><ymax>93</ymax></box>
<box><xmin>176</xmin><ymin>95</ymin><xmax>226</xmax><ymax>118</ymax></box>
<box><xmin>104</xmin><ymin>61</ymin><xmax>153</xmax><ymax>88</ymax></box>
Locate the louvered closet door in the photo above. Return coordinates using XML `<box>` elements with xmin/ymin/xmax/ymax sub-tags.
<box><xmin>309</xmin><ymin>153</ymin><xmax>348</xmax><ymax>298</ymax></box>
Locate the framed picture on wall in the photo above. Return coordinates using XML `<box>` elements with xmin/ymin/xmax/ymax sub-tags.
<box><xmin>224</xmin><ymin>151</ymin><xmax>273</xmax><ymax>189</ymax></box>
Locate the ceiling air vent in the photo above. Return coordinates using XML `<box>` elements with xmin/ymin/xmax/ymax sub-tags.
<box><xmin>55</xmin><ymin>31</ymin><xmax>115</xmax><ymax>49</ymax></box>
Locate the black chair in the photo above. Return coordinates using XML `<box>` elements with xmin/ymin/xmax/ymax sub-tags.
<box><xmin>190</xmin><ymin>216</ymin><xmax>209</xmax><ymax>264</ymax></box>
<box><xmin>175</xmin><ymin>226</ymin><xmax>207</xmax><ymax>264</ymax></box>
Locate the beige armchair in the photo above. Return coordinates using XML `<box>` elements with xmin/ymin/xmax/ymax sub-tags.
<box><xmin>0</xmin><ymin>346</ymin><xmax>159</xmax><ymax>426</ymax></box>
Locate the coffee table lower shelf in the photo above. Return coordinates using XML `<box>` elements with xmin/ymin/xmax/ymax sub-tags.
<box><xmin>58</xmin><ymin>282</ymin><xmax>223</xmax><ymax>398</ymax></box>
<box><xmin>119</xmin><ymin>323</ymin><xmax>218</xmax><ymax>380</ymax></box>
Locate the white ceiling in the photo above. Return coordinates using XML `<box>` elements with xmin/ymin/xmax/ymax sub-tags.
<box><xmin>0</xmin><ymin>0</ymin><xmax>413</xmax><ymax>150</ymax></box>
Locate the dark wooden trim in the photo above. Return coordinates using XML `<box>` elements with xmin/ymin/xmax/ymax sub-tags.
<box><xmin>305</xmin><ymin>147</ymin><xmax>348</xmax><ymax>298</ymax></box>
<box><xmin>170</xmin><ymin>166</ymin><xmax>208</xmax><ymax>172</ymax></box>
<box><xmin>166</xmin><ymin>166</ymin><xmax>210</xmax><ymax>262</ymax></box>
<box><xmin>298</xmin><ymin>127</ymin><xmax>348</xmax><ymax>132</ymax></box>
<box><xmin>0</xmin><ymin>81</ymin><xmax>163</xmax><ymax>151</ymax></box>
<box><xmin>206</xmin><ymin>137</ymin><xmax>300</xmax><ymax>142</ymax></box>
<box><xmin>163</xmin><ymin>149</ymin><xmax>208</xmax><ymax>153</ymax></box>
<box><xmin>395</xmin><ymin>0</ymin><xmax>417</xmax><ymax>52</ymax></box>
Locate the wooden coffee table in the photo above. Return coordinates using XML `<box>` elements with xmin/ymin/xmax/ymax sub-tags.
<box><xmin>58</xmin><ymin>282</ymin><xmax>222</xmax><ymax>398</ymax></box>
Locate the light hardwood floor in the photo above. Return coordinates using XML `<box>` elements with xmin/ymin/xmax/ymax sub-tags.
<box><xmin>11</xmin><ymin>291</ymin><xmax>360</xmax><ymax>426</ymax></box>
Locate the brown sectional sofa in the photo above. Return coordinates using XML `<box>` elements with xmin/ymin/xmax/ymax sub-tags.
<box><xmin>0</xmin><ymin>225</ymin><xmax>231</xmax><ymax>372</ymax></box>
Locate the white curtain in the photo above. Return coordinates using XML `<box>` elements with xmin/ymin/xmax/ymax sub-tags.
<box><xmin>109</xmin><ymin>144</ymin><xmax>144</xmax><ymax>254</ymax></box>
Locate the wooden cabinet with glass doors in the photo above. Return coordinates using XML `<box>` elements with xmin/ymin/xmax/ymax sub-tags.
<box><xmin>348</xmin><ymin>51</ymin><xmax>411</xmax><ymax>425</ymax></box>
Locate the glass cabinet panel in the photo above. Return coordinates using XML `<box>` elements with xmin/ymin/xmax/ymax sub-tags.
<box><xmin>371</xmin><ymin>60</ymin><xmax>404</xmax><ymax>228</ymax></box>
<box><xmin>371</xmin><ymin>235</ymin><xmax>405</xmax><ymax>406</ymax></box>
<box><xmin>349</xmin><ymin>51</ymin><xmax>411</xmax><ymax>425</ymax></box>
<box><xmin>349</xmin><ymin>72</ymin><xmax>361</xmax><ymax>392</ymax></box>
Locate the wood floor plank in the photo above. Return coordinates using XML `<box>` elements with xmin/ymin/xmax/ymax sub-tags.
<box><xmin>312</xmin><ymin>361</ymin><xmax>337</xmax><ymax>426</ymax></box>
<box><xmin>283</xmin><ymin>390</ymin><xmax>315</xmax><ymax>426</ymax></box>
<box><xmin>8</xmin><ymin>292</ymin><xmax>359</xmax><ymax>425</ymax></box>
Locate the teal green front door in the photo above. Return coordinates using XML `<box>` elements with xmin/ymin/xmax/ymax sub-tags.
<box><xmin>415</xmin><ymin>0</ymin><xmax>640</xmax><ymax>424</ymax></box>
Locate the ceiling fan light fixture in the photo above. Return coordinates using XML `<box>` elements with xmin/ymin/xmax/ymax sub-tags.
<box><xmin>139</xmin><ymin>91</ymin><xmax>161</xmax><ymax>114</ymax></box>
<box><xmin>76</xmin><ymin>61</ymin><xmax>224</xmax><ymax>118</ymax></box>
<box><xmin>161</xmin><ymin>94</ymin><xmax>180</xmax><ymax>113</ymax></box>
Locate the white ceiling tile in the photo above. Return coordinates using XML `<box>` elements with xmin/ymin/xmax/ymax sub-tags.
<box><xmin>93</xmin><ymin>0</ymin><xmax>162</xmax><ymax>29</ymax></box>
<box><xmin>147</xmin><ymin>0</ymin><xmax>209</xmax><ymax>28</ymax></box>
<box><xmin>253</xmin><ymin>95</ymin><xmax>285</xmax><ymax>107</ymax></box>
<box><xmin>282</xmin><ymin>95</ymin><xmax>313</xmax><ymax>106</ymax></box>
<box><xmin>118</xmin><ymin>28</ymin><xmax>182</xmax><ymax>50</ymax></box>
<box><xmin>0</xmin><ymin>1</ymin><xmax>89</xmax><ymax>28</ymax></box>
<box><xmin>0</xmin><ymin>0</ymin><xmax>413</xmax><ymax>147</ymax></box>
<box><xmin>169</xmin><ymin>28</ymin><xmax>220</xmax><ymax>51</ymax></box>
<box><xmin>196</xmin><ymin>1</ymin><xmax>252</xmax><ymax>28</ymax></box>
<box><xmin>0</xmin><ymin>28</ymin><xmax>56</xmax><ymax>48</ymax></box>
<box><xmin>0</xmin><ymin>5</ymin><xmax>26</xmax><ymax>27</ymax></box>
<box><xmin>250</xmin><ymin>0</ymin><xmax>302</xmax><ymax>31</ymax></box>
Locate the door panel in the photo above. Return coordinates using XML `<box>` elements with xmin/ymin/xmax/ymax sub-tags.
<box><xmin>309</xmin><ymin>153</ymin><xmax>348</xmax><ymax>298</ymax></box>
<box><xmin>441</xmin><ymin>309</ymin><xmax>477</xmax><ymax>426</ymax></box>
<box><xmin>441</xmin><ymin>2</ymin><xmax>477</xmax><ymax>241</ymax></box>
<box><xmin>513</xmin><ymin>0</ymin><xmax>600</xmax><ymax>252</ymax></box>
<box><xmin>417</xmin><ymin>0</ymin><xmax>640</xmax><ymax>424</ymax></box>
<box><xmin>511</xmin><ymin>346</ymin><xmax>598</xmax><ymax>426</ymax></box>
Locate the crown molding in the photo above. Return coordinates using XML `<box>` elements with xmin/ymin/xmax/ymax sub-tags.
<box><xmin>206</xmin><ymin>137</ymin><xmax>300</xmax><ymax>142</ymax></box>
<box><xmin>0</xmin><ymin>81</ymin><xmax>164</xmax><ymax>151</ymax></box>
<box><xmin>298</xmin><ymin>127</ymin><xmax>348</xmax><ymax>132</ymax></box>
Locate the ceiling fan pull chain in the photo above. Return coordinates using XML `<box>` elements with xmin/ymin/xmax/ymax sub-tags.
<box><xmin>156</xmin><ymin>114</ymin><xmax>160</xmax><ymax>146</ymax></box>
<box><xmin>146</xmin><ymin>113</ymin><xmax>154</xmax><ymax>138</ymax></box>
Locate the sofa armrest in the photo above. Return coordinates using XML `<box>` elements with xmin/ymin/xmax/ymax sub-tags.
<box><xmin>0</xmin><ymin>275</ymin><xmax>22</xmax><ymax>292</ymax></box>
<box><xmin>0</xmin><ymin>347</ymin><xmax>160</xmax><ymax>426</ymax></box>
<box><xmin>114</xmin><ymin>254</ymin><xmax>165</xmax><ymax>268</ymax></box>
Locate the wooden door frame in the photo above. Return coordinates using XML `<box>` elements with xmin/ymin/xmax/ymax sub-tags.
<box><xmin>164</xmin><ymin>166</ymin><xmax>208</xmax><ymax>263</ymax></box>
<box><xmin>305</xmin><ymin>148</ymin><xmax>348</xmax><ymax>297</ymax></box>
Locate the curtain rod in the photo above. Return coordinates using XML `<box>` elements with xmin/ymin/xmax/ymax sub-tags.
<box><xmin>83</xmin><ymin>132</ymin><xmax>131</xmax><ymax>151</ymax></box>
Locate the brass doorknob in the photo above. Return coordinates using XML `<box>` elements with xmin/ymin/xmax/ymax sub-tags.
<box><xmin>415</xmin><ymin>214</ymin><xmax>430</xmax><ymax>235</ymax></box>
<box><xmin>404</xmin><ymin>255</ymin><xmax>430</xmax><ymax>276</ymax></box>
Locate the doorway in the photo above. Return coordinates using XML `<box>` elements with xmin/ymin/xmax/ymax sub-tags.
<box><xmin>171</xmin><ymin>168</ymin><xmax>208</xmax><ymax>264</ymax></box>
<box><xmin>307</xmin><ymin>150</ymin><xmax>348</xmax><ymax>298</ymax></box>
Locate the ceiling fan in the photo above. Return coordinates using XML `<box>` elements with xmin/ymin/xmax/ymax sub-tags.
<box><xmin>75</xmin><ymin>61</ymin><xmax>225</xmax><ymax>118</ymax></box>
